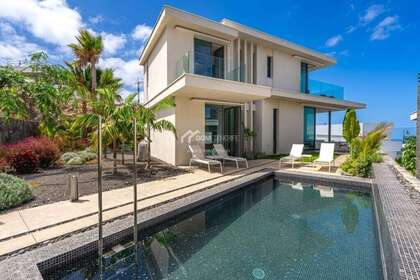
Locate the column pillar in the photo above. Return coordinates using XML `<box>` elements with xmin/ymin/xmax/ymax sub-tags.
<box><xmin>328</xmin><ymin>111</ymin><xmax>332</xmax><ymax>143</ymax></box>
<box><xmin>237</xmin><ymin>38</ymin><xmax>241</xmax><ymax>81</ymax></box>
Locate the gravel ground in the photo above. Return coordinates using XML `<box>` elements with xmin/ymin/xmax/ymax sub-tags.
<box><xmin>1</xmin><ymin>153</ymin><xmax>189</xmax><ymax>214</ymax></box>
<box><xmin>390</xmin><ymin>164</ymin><xmax>420</xmax><ymax>206</ymax></box>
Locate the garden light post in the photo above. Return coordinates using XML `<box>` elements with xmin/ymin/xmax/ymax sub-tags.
<box><xmin>133</xmin><ymin>118</ymin><xmax>138</xmax><ymax>244</ymax></box>
<box><xmin>97</xmin><ymin>115</ymin><xmax>104</xmax><ymax>265</ymax></box>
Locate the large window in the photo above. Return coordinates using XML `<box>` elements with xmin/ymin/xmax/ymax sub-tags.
<box><xmin>300</xmin><ymin>62</ymin><xmax>309</xmax><ymax>93</ymax></box>
<box><xmin>303</xmin><ymin>106</ymin><xmax>316</xmax><ymax>150</ymax></box>
<box><xmin>194</xmin><ymin>38</ymin><xmax>224</xmax><ymax>79</ymax></box>
<box><xmin>267</xmin><ymin>56</ymin><xmax>273</xmax><ymax>78</ymax></box>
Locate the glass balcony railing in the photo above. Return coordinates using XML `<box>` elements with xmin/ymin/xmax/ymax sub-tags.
<box><xmin>176</xmin><ymin>51</ymin><xmax>245</xmax><ymax>82</ymax></box>
<box><xmin>307</xmin><ymin>79</ymin><xmax>344</xmax><ymax>100</ymax></box>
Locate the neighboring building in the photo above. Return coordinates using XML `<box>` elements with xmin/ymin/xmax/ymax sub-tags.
<box><xmin>316</xmin><ymin>123</ymin><xmax>377</xmax><ymax>142</ymax></box>
<box><xmin>139</xmin><ymin>6</ymin><xmax>365</xmax><ymax>165</ymax></box>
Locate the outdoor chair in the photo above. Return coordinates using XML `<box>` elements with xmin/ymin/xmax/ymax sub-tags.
<box><xmin>188</xmin><ymin>144</ymin><xmax>223</xmax><ymax>173</ymax></box>
<box><xmin>211</xmin><ymin>144</ymin><xmax>248</xmax><ymax>168</ymax></box>
<box><xmin>279</xmin><ymin>144</ymin><xmax>305</xmax><ymax>168</ymax></box>
<box><xmin>313</xmin><ymin>143</ymin><xmax>335</xmax><ymax>173</ymax></box>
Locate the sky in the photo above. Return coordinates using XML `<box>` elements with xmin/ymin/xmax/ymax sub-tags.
<box><xmin>0</xmin><ymin>0</ymin><xmax>419</xmax><ymax>128</ymax></box>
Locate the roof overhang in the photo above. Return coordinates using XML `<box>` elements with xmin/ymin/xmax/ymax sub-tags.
<box><xmin>139</xmin><ymin>6</ymin><xmax>238</xmax><ymax>65</ymax></box>
<box><xmin>145</xmin><ymin>74</ymin><xmax>271</xmax><ymax>108</ymax></box>
<box><xmin>221</xmin><ymin>19</ymin><xmax>336</xmax><ymax>71</ymax></box>
<box><xmin>271</xmin><ymin>88</ymin><xmax>366</xmax><ymax>112</ymax></box>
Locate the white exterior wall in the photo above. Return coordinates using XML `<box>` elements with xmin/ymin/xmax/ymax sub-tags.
<box><xmin>147</xmin><ymin>28</ymin><xmax>168</xmax><ymax>101</ymax></box>
<box><xmin>257</xmin><ymin>98</ymin><xmax>303</xmax><ymax>155</ymax></box>
<box><xmin>150</xmin><ymin>107</ymin><xmax>176</xmax><ymax>165</ymax></box>
<box><xmin>174</xmin><ymin>97</ymin><xmax>205</xmax><ymax>165</ymax></box>
<box><xmin>255</xmin><ymin>44</ymin><xmax>300</xmax><ymax>92</ymax></box>
<box><xmin>167</xmin><ymin>25</ymin><xmax>194</xmax><ymax>84</ymax></box>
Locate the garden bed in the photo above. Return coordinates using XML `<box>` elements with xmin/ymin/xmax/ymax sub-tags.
<box><xmin>0</xmin><ymin>154</ymin><xmax>188</xmax><ymax>214</ymax></box>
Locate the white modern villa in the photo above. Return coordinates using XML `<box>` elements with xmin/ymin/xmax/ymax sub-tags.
<box><xmin>139</xmin><ymin>6</ymin><xmax>365</xmax><ymax>166</ymax></box>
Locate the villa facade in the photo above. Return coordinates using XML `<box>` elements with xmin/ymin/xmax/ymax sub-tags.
<box><xmin>139</xmin><ymin>6</ymin><xmax>365</xmax><ymax>165</ymax></box>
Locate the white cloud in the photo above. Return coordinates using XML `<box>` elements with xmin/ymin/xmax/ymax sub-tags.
<box><xmin>98</xmin><ymin>57</ymin><xmax>143</xmax><ymax>89</ymax></box>
<box><xmin>346</xmin><ymin>25</ymin><xmax>357</xmax><ymax>34</ymax></box>
<box><xmin>0</xmin><ymin>0</ymin><xmax>83</xmax><ymax>47</ymax></box>
<box><xmin>101</xmin><ymin>32</ymin><xmax>126</xmax><ymax>55</ymax></box>
<box><xmin>325</xmin><ymin>35</ymin><xmax>343</xmax><ymax>47</ymax></box>
<box><xmin>0</xmin><ymin>21</ymin><xmax>43</xmax><ymax>63</ymax></box>
<box><xmin>89</xmin><ymin>15</ymin><xmax>103</xmax><ymax>24</ymax></box>
<box><xmin>370</xmin><ymin>16</ymin><xmax>402</xmax><ymax>41</ymax></box>
<box><xmin>131</xmin><ymin>24</ymin><xmax>152</xmax><ymax>41</ymax></box>
<box><xmin>360</xmin><ymin>5</ymin><xmax>385</xmax><ymax>25</ymax></box>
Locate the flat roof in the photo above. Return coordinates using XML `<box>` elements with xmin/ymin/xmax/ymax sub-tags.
<box><xmin>139</xmin><ymin>6</ymin><xmax>336</xmax><ymax>69</ymax></box>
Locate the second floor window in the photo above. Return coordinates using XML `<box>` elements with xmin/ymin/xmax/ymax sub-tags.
<box><xmin>267</xmin><ymin>56</ymin><xmax>273</xmax><ymax>78</ymax></box>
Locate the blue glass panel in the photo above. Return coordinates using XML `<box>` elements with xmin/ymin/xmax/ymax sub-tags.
<box><xmin>304</xmin><ymin>106</ymin><xmax>316</xmax><ymax>149</ymax></box>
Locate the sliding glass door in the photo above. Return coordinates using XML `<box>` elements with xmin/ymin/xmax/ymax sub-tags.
<box><xmin>194</xmin><ymin>38</ymin><xmax>224</xmax><ymax>79</ymax></box>
<box><xmin>204</xmin><ymin>104</ymin><xmax>240</xmax><ymax>156</ymax></box>
<box><xmin>303</xmin><ymin>106</ymin><xmax>316</xmax><ymax>149</ymax></box>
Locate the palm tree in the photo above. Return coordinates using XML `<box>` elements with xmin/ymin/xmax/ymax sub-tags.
<box><xmin>68</xmin><ymin>29</ymin><xmax>103</xmax><ymax>97</ymax></box>
<box><xmin>72</xmin><ymin>88</ymin><xmax>135</xmax><ymax>175</ymax></box>
<box><xmin>137</xmin><ymin>99</ymin><xmax>177</xmax><ymax>168</ymax></box>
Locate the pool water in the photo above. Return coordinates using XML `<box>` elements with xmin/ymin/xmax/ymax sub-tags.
<box><xmin>45</xmin><ymin>177</ymin><xmax>382</xmax><ymax>280</ymax></box>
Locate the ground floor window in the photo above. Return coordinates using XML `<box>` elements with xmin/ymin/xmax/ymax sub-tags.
<box><xmin>205</xmin><ymin>104</ymin><xmax>241</xmax><ymax>156</ymax></box>
<box><xmin>304</xmin><ymin>106</ymin><xmax>316</xmax><ymax>149</ymax></box>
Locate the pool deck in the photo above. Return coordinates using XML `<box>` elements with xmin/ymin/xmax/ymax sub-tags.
<box><xmin>0</xmin><ymin>157</ymin><xmax>352</xmax><ymax>257</ymax></box>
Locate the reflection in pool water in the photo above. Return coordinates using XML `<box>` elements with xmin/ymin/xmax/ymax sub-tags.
<box><xmin>46</xmin><ymin>178</ymin><xmax>382</xmax><ymax>280</ymax></box>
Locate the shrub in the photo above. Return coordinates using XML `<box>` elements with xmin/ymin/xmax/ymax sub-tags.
<box><xmin>61</xmin><ymin>152</ymin><xmax>78</xmax><ymax>163</ymax></box>
<box><xmin>341</xmin><ymin>155</ymin><xmax>375</xmax><ymax>178</ymax></box>
<box><xmin>1</xmin><ymin>137</ymin><xmax>60</xmax><ymax>170</ymax></box>
<box><xmin>26</xmin><ymin>137</ymin><xmax>60</xmax><ymax>168</ymax></box>
<box><xmin>66</xmin><ymin>156</ymin><xmax>85</xmax><ymax>165</ymax></box>
<box><xmin>77</xmin><ymin>150</ymin><xmax>96</xmax><ymax>161</ymax></box>
<box><xmin>341</xmin><ymin>123</ymin><xmax>391</xmax><ymax>178</ymax></box>
<box><xmin>401</xmin><ymin>136</ymin><xmax>416</xmax><ymax>175</ymax></box>
<box><xmin>7</xmin><ymin>151</ymin><xmax>38</xmax><ymax>174</ymax></box>
<box><xmin>0</xmin><ymin>158</ymin><xmax>8</xmax><ymax>172</ymax></box>
<box><xmin>0</xmin><ymin>173</ymin><xmax>32</xmax><ymax>210</ymax></box>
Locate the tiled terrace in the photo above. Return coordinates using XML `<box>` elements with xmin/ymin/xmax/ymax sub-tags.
<box><xmin>373</xmin><ymin>163</ymin><xmax>420</xmax><ymax>280</ymax></box>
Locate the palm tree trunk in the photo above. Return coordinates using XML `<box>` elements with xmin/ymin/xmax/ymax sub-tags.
<box><xmin>82</xmin><ymin>100</ymin><xmax>88</xmax><ymax>138</ymax></box>
<box><xmin>113</xmin><ymin>140</ymin><xmax>117</xmax><ymax>175</ymax></box>
<box><xmin>91</xmin><ymin>61</ymin><xmax>97</xmax><ymax>100</ymax></box>
<box><xmin>147</xmin><ymin>125</ymin><xmax>151</xmax><ymax>169</ymax></box>
<box><xmin>121</xmin><ymin>141</ymin><xmax>125</xmax><ymax>165</ymax></box>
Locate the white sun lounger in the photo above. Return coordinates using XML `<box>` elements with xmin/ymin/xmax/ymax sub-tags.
<box><xmin>188</xmin><ymin>144</ymin><xmax>223</xmax><ymax>173</ymax></box>
<box><xmin>313</xmin><ymin>143</ymin><xmax>335</xmax><ymax>172</ymax></box>
<box><xmin>314</xmin><ymin>185</ymin><xmax>334</xmax><ymax>198</ymax></box>
<box><xmin>212</xmin><ymin>144</ymin><xmax>248</xmax><ymax>168</ymax></box>
<box><xmin>279</xmin><ymin>144</ymin><xmax>304</xmax><ymax>168</ymax></box>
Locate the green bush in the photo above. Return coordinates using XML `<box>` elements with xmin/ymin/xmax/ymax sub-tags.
<box><xmin>66</xmin><ymin>156</ymin><xmax>85</xmax><ymax>165</ymax></box>
<box><xmin>0</xmin><ymin>173</ymin><xmax>33</xmax><ymax>210</ymax></box>
<box><xmin>341</xmin><ymin>155</ymin><xmax>375</xmax><ymax>177</ymax></box>
<box><xmin>341</xmin><ymin>123</ymin><xmax>390</xmax><ymax>178</ymax></box>
<box><xmin>77</xmin><ymin>150</ymin><xmax>96</xmax><ymax>161</ymax></box>
<box><xmin>401</xmin><ymin>136</ymin><xmax>416</xmax><ymax>175</ymax></box>
<box><xmin>61</xmin><ymin>152</ymin><xmax>78</xmax><ymax>162</ymax></box>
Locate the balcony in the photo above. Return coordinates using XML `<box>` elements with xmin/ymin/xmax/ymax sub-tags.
<box><xmin>307</xmin><ymin>79</ymin><xmax>344</xmax><ymax>100</ymax></box>
<box><xmin>176</xmin><ymin>51</ymin><xmax>244</xmax><ymax>82</ymax></box>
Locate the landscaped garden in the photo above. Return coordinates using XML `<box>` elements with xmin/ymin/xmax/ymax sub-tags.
<box><xmin>0</xmin><ymin>30</ymin><xmax>180</xmax><ymax>212</ymax></box>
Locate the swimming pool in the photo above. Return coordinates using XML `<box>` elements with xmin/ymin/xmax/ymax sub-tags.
<box><xmin>43</xmin><ymin>177</ymin><xmax>382</xmax><ymax>279</ymax></box>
